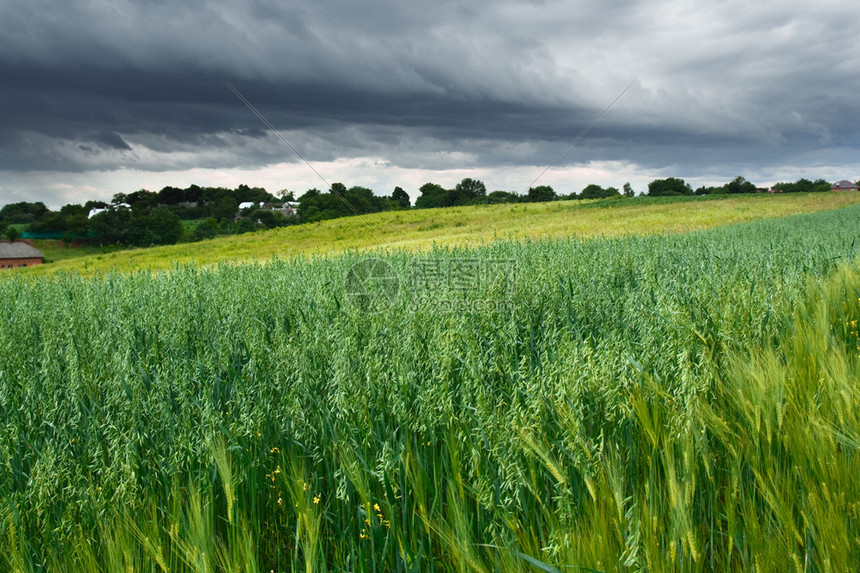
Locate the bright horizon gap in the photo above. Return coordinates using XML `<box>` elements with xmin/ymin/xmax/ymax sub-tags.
<box><xmin>3</xmin><ymin>159</ymin><xmax>860</xmax><ymax>211</ymax></box>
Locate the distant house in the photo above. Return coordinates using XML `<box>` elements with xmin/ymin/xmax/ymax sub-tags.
<box><xmin>238</xmin><ymin>201</ymin><xmax>265</xmax><ymax>210</ymax></box>
<box><xmin>831</xmin><ymin>180</ymin><xmax>859</xmax><ymax>192</ymax></box>
<box><xmin>88</xmin><ymin>203</ymin><xmax>132</xmax><ymax>218</ymax></box>
<box><xmin>0</xmin><ymin>242</ymin><xmax>44</xmax><ymax>269</ymax></box>
<box><xmin>275</xmin><ymin>201</ymin><xmax>300</xmax><ymax>216</ymax></box>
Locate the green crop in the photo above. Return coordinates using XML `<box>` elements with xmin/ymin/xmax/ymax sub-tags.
<box><xmin>20</xmin><ymin>191</ymin><xmax>860</xmax><ymax>277</ymax></box>
<box><xmin>1</xmin><ymin>206</ymin><xmax>859</xmax><ymax>571</ymax></box>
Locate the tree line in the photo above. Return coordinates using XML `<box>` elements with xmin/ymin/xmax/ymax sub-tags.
<box><xmin>0</xmin><ymin>176</ymin><xmax>854</xmax><ymax>247</ymax></box>
<box><xmin>0</xmin><ymin>184</ymin><xmax>298</xmax><ymax>246</ymax></box>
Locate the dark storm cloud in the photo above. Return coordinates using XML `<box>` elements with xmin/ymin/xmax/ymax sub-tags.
<box><xmin>91</xmin><ymin>131</ymin><xmax>133</xmax><ymax>151</ymax></box>
<box><xmin>1</xmin><ymin>0</ymin><xmax>859</xmax><ymax>200</ymax></box>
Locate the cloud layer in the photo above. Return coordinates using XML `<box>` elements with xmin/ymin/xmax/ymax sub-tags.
<box><xmin>2</xmin><ymin>0</ymin><xmax>859</xmax><ymax>206</ymax></box>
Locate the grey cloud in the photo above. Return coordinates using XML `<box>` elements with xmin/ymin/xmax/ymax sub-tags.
<box><xmin>92</xmin><ymin>131</ymin><xmax>133</xmax><ymax>151</ymax></box>
<box><xmin>0</xmin><ymin>0</ymin><xmax>859</xmax><ymax>204</ymax></box>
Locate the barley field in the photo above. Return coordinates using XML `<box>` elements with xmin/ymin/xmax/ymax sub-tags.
<box><xmin>1</xmin><ymin>205</ymin><xmax>860</xmax><ymax>571</ymax></box>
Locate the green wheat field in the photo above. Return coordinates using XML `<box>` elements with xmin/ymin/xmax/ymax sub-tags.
<box><xmin>2</xmin><ymin>197</ymin><xmax>860</xmax><ymax>571</ymax></box>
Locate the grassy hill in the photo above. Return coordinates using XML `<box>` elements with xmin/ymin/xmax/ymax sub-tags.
<box><xmin>18</xmin><ymin>192</ymin><xmax>860</xmax><ymax>276</ymax></box>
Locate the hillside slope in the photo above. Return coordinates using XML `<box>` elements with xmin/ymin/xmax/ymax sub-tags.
<box><xmin>17</xmin><ymin>192</ymin><xmax>860</xmax><ymax>276</ymax></box>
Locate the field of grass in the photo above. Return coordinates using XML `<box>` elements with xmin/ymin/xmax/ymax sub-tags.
<box><xmin>27</xmin><ymin>240</ymin><xmax>129</xmax><ymax>263</ymax></box>
<box><xmin>14</xmin><ymin>192</ymin><xmax>860</xmax><ymax>276</ymax></box>
<box><xmin>1</xmin><ymin>204</ymin><xmax>859</xmax><ymax>571</ymax></box>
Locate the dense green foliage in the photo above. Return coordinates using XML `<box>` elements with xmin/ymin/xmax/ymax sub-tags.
<box><xmin>772</xmin><ymin>178</ymin><xmax>833</xmax><ymax>194</ymax></box>
<box><xmin>579</xmin><ymin>184</ymin><xmax>621</xmax><ymax>199</ymax></box>
<box><xmin>648</xmin><ymin>177</ymin><xmax>694</xmax><ymax>196</ymax></box>
<box><xmin>4</xmin><ymin>177</ymin><xmax>855</xmax><ymax>249</ymax></box>
<box><xmin>297</xmin><ymin>184</ymin><xmax>392</xmax><ymax>223</ymax></box>
<box><xmin>0</xmin><ymin>201</ymin><xmax>50</xmax><ymax>224</ymax></box>
<box><xmin>1</xmin><ymin>205</ymin><xmax>860</xmax><ymax>571</ymax></box>
<box><xmin>6</xmin><ymin>184</ymin><xmax>299</xmax><ymax>245</ymax></box>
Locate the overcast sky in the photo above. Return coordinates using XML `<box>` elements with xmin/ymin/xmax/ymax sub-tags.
<box><xmin>2</xmin><ymin>0</ymin><xmax>859</xmax><ymax>208</ymax></box>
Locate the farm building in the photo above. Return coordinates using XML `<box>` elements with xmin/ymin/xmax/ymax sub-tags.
<box><xmin>88</xmin><ymin>203</ymin><xmax>131</xmax><ymax>218</ymax></box>
<box><xmin>0</xmin><ymin>242</ymin><xmax>44</xmax><ymax>269</ymax></box>
<box><xmin>831</xmin><ymin>180</ymin><xmax>859</xmax><ymax>191</ymax></box>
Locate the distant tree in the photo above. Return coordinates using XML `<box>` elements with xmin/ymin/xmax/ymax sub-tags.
<box><xmin>277</xmin><ymin>189</ymin><xmax>295</xmax><ymax>201</ymax></box>
<box><xmin>486</xmin><ymin>190</ymin><xmax>519</xmax><ymax>204</ymax></box>
<box><xmin>249</xmin><ymin>209</ymin><xmax>275</xmax><ymax>228</ymax></box>
<box><xmin>212</xmin><ymin>195</ymin><xmax>239</xmax><ymax>221</ymax></box>
<box><xmin>84</xmin><ymin>200</ymin><xmax>109</xmax><ymax>211</ymax></box>
<box><xmin>0</xmin><ymin>202</ymin><xmax>49</xmax><ymax>224</ymax></box>
<box><xmin>455</xmin><ymin>178</ymin><xmax>487</xmax><ymax>201</ymax></box>
<box><xmin>772</xmin><ymin>178</ymin><xmax>822</xmax><ymax>193</ymax></box>
<box><xmin>296</xmin><ymin>189</ymin><xmax>321</xmax><ymax>220</ymax></box>
<box><xmin>28</xmin><ymin>211</ymin><xmax>66</xmax><ymax>234</ymax></box>
<box><xmin>192</xmin><ymin>218</ymin><xmax>219</xmax><ymax>241</ymax></box>
<box><xmin>647</xmin><ymin>177</ymin><xmax>693</xmax><ymax>196</ymax></box>
<box><xmin>299</xmin><ymin>188</ymin><xmax>321</xmax><ymax>201</ymax></box>
<box><xmin>439</xmin><ymin>178</ymin><xmax>488</xmax><ymax>207</ymax></box>
<box><xmin>391</xmin><ymin>186</ymin><xmax>411</xmax><ymax>208</ymax></box>
<box><xmin>235</xmin><ymin>184</ymin><xmax>273</xmax><ymax>203</ymax></box>
<box><xmin>59</xmin><ymin>204</ymin><xmax>87</xmax><ymax>218</ymax></box>
<box><xmin>623</xmin><ymin>182</ymin><xmax>634</xmax><ymax>197</ymax></box>
<box><xmin>525</xmin><ymin>185</ymin><xmax>557</xmax><ymax>202</ymax></box>
<box><xmin>142</xmin><ymin>207</ymin><xmax>183</xmax><ymax>245</ymax></box>
<box><xmin>295</xmin><ymin>185</ymin><xmax>386</xmax><ymax>223</ymax></box>
<box><xmin>725</xmin><ymin>176</ymin><xmax>757</xmax><ymax>194</ymax></box>
<box><xmin>581</xmin><ymin>184</ymin><xmax>607</xmax><ymax>199</ymax></box>
<box><xmin>5</xmin><ymin>225</ymin><xmax>20</xmax><ymax>241</ymax></box>
<box><xmin>441</xmin><ymin>188</ymin><xmax>467</xmax><ymax>207</ymax></box>
<box><xmin>811</xmin><ymin>178</ymin><xmax>831</xmax><ymax>192</ymax></box>
<box><xmin>415</xmin><ymin>182</ymin><xmax>448</xmax><ymax>209</ymax></box>
<box><xmin>250</xmin><ymin>209</ymin><xmax>292</xmax><ymax>229</ymax></box>
<box><xmin>157</xmin><ymin>186</ymin><xmax>185</xmax><ymax>205</ymax></box>
<box><xmin>345</xmin><ymin>186</ymin><xmax>386</xmax><ymax>214</ymax></box>
<box><xmin>167</xmin><ymin>203</ymin><xmax>204</xmax><ymax>220</ymax></box>
<box><xmin>199</xmin><ymin>187</ymin><xmax>232</xmax><ymax>206</ymax></box>
<box><xmin>28</xmin><ymin>203</ymin><xmax>90</xmax><ymax>239</ymax></box>
<box><xmin>184</xmin><ymin>185</ymin><xmax>203</xmax><ymax>203</ymax></box>
<box><xmin>329</xmin><ymin>183</ymin><xmax>348</xmax><ymax>198</ymax></box>
<box><xmin>60</xmin><ymin>204</ymin><xmax>90</xmax><ymax>241</ymax></box>
<box><xmin>89</xmin><ymin>207</ymin><xmax>134</xmax><ymax>244</ymax></box>
<box><xmin>794</xmin><ymin>178</ymin><xmax>814</xmax><ymax>193</ymax></box>
<box><xmin>112</xmin><ymin>193</ymin><xmax>128</xmax><ymax>204</ymax></box>
<box><xmin>126</xmin><ymin>189</ymin><xmax>159</xmax><ymax>210</ymax></box>
<box><xmin>231</xmin><ymin>218</ymin><xmax>257</xmax><ymax>234</ymax></box>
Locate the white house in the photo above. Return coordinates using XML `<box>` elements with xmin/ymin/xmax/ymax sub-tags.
<box><xmin>88</xmin><ymin>203</ymin><xmax>131</xmax><ymax>218</ymax></box>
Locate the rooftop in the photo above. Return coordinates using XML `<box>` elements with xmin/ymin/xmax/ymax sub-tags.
<box><xmin>0</xmin><ymin>242</ymin><xmax>44</xmax><ymax>259</ymax></box>
<box><xmin>832</xmin><ymin>180</ymin><xmax>859</xmax><ymax>189</ymax></box>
